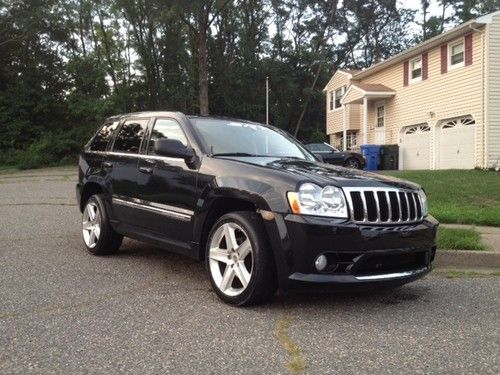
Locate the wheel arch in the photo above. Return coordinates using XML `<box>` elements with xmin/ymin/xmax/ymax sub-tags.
<box><xmin>194</xmin><ymin>195</ymin><xmax>262</xmax><ymax>260</ymax></box>
<box><xmin>79</xmin><ymin>180</ymin><xmax>106</xmax><ymax>212</ymax></box>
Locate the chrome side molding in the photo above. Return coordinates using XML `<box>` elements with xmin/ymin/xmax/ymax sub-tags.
<box><xmin>355</xmin><ymin>267</ymin><xmax>428</xmax><ymax>281</ymax></box>
<box><xmin>112</xmin><ymin>196</ymin><xmax>193</xmax><ymax>221</ymax></box>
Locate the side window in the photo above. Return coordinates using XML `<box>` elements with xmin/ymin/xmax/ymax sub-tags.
<box><xmin>113</xmin><ymin>119</ymin><xmax>149</xmax><ymax>154</ymax></box>
<box><xmin>316</xmin><ymin>144</ymin><xmax>332</xmax><ymax>152</ymax></box>
<box><xmin>148</xmin><ymin>119</ymin><xmax>188</xmax><ymax>155</ymax></box>
<box><xmin>90</xmin><ymin>121</ymin><xmax>119</xmax><ymax>151</ymax></box>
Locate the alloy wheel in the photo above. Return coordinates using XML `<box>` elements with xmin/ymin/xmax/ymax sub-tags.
<box><xmin>82</xmin><ymin>201</ymin><xmax>101</xmax><ymax>248</ymax></box>
<box><xmin>208</xmin><ymin>222</ymin><xmax>253</xmax><ymax>297</ymax></box>
<box><xmin>346</xmin><ymin>159</ymin><xmax>360</xmax><ymax>169</ymax></box>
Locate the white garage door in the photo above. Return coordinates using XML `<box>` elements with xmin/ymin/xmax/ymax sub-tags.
<box><xmin>438</xmin><ymin>117</ymin><xmax>475</xmax><ymax>169</ymax></box>
<box><xmin>400</xmin><ymin>124</ymin><xmax>431</xmax><ymax>170</ymax></box>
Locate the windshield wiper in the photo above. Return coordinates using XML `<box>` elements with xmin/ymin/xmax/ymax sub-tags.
<box><xmin>211</xmin><ymin>152</ymin><xmax>258</xmax><ymax>157</ymax></box>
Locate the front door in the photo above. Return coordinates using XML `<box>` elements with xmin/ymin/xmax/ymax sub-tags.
<box><xmin>375</xmin><ymin>103</ymin><xmax>385</xmax><ymax>144</ymax></box>
<box><xmin>136</xmin><ymin>117</ymin><xmax>198</xmax><ymax>253</ymax></box>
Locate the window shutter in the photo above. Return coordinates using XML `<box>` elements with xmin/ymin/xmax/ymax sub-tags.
<box><xmin>465</xmin><ymin>33</ymin><xmax>473</xmax><ymax>66</ymax></box>
<box><xmin>422</xmin><ymin>52</ymin><xmax>428</xmax><ymax>80</ymax></box>
<box><xmin>403</xmin><ymin>60</ymin><xmax>409</xmax><ymax>86</ymax></box>
<box><xmin>441</xmin><ymin>45</ymin><xmax>447</xmax><ymax>74</ymax></box>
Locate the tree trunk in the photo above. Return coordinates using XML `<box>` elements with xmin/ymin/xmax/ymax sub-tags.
<box><xmin>292</xmin><ymin>0</ymin><xmax>338</xmax><ymax>137</ymax></box>
<box><xmin>78</xmin><ymin>0</ymin><xmax>87</xmax><ymax>56</ymax></box>
<box><xmin>198</xmin><ymin>25</ymin><xmax>209</xmax><ymax>115</ymax></box>
<box><xmin>293</xmin><ymin>60</ymin><xmax>324</xmax><ymax>137</ymax></box>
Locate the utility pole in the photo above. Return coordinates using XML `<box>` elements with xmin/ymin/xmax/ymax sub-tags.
<box><xmin>266</xmin><ymin>76</ymin><xmax>269</xmax><ymax>125</ymax></box>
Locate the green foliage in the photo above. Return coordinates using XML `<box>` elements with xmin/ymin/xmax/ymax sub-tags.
<box><xmin>437</xmin><ymin>228</ymin><xmax>486</xmax><ymax>250</ymax></box>
<box><xmin>1</xmin><ymin>127</ymin><xmax>93</xmax><ymax>169</ymax></box>
<box><xmin>0</xmin><ymin>0</ymin><xmax>492</xmax><ymax>170</ymax></box>
<box><xmin>384</xmin><ymin>170</ymin><xmax>500</xmax><ymax>226</ymax></box>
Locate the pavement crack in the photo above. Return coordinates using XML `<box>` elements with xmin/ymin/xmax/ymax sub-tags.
<box><xmin>275</xmin><ymin>313</ymin><xmax>307</xmax><ymax>374</ymax></box>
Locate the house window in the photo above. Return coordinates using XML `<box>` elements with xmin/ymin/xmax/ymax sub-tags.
<box><xmin>333</xmin><ymin>86</ymin><xmax>345</xmax><ymax>110</ymax></box>
<box><xmin>347</xmin><ymin>132</ymin><xmax>357</xmax><ymax>148</ymax></box>
<box><xmin>450</xmin><ymin>40</ymin><xmax>464</xmax><ymax>68</ymax></box>
<box><xmin>410</xmin><ymin>57</ymin><xmax>422</xmax><ymax>82</ymax></box>
<box><xmin>376</xmin><ymin>106</ymin><xmax>385</xmax><ymax>128</ymax></box>
<box><xmin>340</xmin><ymin>132</ymin><xmax>357</xmax><ymax>149</ymax></box>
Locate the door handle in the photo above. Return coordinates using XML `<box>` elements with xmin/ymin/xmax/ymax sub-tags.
<box><xmin>139</xmin><ymin>166</ymin><xmax>153</xmax><ymax>174</ymax></box>
<box><xmin>103</xmin><ymin>161</ymin><xmax>113</xmax><ymax>169</ymax></box>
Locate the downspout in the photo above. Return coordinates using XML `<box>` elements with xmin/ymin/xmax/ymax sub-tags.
<box><xmin>469</xmin><ymin>24</ymin><xmax>487</xmax><ymax>168</ymax></box>
<box><xmin>363</xmin><ymin>97</ymin><xmax>369</xmax><ymax>144</ymax></box>
<box><xmin>342</xmin><ymin>104</ymin><xmax>347</xmax><ymax>151</ymax></box>
<box><xmin>482</xmin><ymin>26</ymin><xmax>488</xmax><ymax>168</ymax></box>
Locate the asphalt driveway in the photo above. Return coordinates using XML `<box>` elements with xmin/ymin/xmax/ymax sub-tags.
<box><xmin>0</xmin><ymin>167</ymin><xmax>498</xmax><ymax>374</ymax></box>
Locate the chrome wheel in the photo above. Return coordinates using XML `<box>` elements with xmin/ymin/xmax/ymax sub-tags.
<box><xmin>345</xmin><ymin>158</ymin><xmax>360</xmax><ymax>169</ymax></box>
<box><xmin>82</xmin><ymin>201</ymin><xmax>101</xmax><ymax>248</ymax></box>
<box><xmin>208</xmin><ymin>222</ymin><xmax>253</xmax><ymax>297</ymax></box>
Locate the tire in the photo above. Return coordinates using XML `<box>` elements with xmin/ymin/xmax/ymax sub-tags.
<box><xmin>82</xmin><ymin>194</ymin><xmax>123</xmax><ymax>255</ymax></box>
<box><xmin>205</xmin><ymin>211</ymin><xmax>277</xmax><ymax>306</ymax></box>
<box><xmin>344</xmin><ymin>157</ymin><xmax>361</xmax><ymax>169</ymax></box>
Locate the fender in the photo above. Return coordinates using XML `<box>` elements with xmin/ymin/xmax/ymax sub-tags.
<box><xmin>78</xmin><ymin>173</ymin><xmax>111</xmax><ymax>211</ymax></box>
<box><xmin>190</xmin><ymin>173</ymin><xmax>293</xmax><ymax>259</ymax></box>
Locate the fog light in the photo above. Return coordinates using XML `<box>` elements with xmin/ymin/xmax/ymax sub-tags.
<box><xmin>315</xmin><ymin>255</ymin><xmax>327</xmax><ymax>272</ymax></box>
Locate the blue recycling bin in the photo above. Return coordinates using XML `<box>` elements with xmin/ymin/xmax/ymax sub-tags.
<box><xmin>360</xmin><ymin>144</ymin><xmax>381</xmax><ymax>171</ymax></box>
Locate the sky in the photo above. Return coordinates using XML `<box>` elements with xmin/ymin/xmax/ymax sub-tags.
<box><xmin>401</xmin><ymin>0</ymin><xmax>455</xmax><ymax>24</ymax></box>
<box><xmin>400</xmin><ymin>0</ymin><xmax>456</xmax><ymax>35</ymax></box>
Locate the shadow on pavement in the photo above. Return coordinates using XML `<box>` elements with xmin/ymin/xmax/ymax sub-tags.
<box><xmin>105</xmin><ymin>238</ymin><xmax>433</xmax><ymax>310</ymax></box>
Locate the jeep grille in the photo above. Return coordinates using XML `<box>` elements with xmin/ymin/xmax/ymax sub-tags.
<box><xmin>343</xmin><ymin>187</ymin><xmax>423</xmax><ymax>224</ymax></box>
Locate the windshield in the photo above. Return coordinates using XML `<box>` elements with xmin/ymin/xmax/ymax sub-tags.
<box><xmin>190</xmin><ymin>118</ymin><xmax>316</xmax><ymax>161</ymax></box>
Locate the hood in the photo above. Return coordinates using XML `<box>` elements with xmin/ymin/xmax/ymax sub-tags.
<box><xmin>220</xmin><ymin>156</ymin><xmax>420</xmax><ymax>190</ymax></box>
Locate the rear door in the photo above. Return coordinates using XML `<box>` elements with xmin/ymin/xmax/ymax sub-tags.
<box><xmin>136</xmin><ymin>117</ymin><xmax>198</xmax><ymax>252</ymax></box>
<box><xmin>85</xmin><ymin>119</ymin><xmax>120</xmax><ymax>175</ymax></box>
<box><xmin>107</xmin><ymin>117</ymin><xmax>150</xmax><ymax>228</ymax></box>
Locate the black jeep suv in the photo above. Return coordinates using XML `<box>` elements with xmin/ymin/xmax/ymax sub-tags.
<box><xmin>77</xmin><ymin>112</ymin><xmax>438</xmax><ymax>306</ymax></box>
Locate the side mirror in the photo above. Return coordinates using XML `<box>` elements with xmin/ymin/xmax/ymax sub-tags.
<box><xmin>154</xmin><ymin>138</ymin><xmax>195</xmax><ymax>160</ymax></box>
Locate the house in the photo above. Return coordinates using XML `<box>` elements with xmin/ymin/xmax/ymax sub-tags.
<box><xmin>324</xmin><ymin>10</ymin><xmax>500</xmax><ymax>170</ymax></box>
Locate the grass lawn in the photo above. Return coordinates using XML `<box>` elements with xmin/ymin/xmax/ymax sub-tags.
<box><xmin>384</xmin><ymin>170</ymin><xmax>500</xmax><ymax>226</ymax></box>
<box><xmin>437</xmin><ymin>227</ymin><xmax>486</xmax><ymax>250</ymax></box>
<box><xmin>435</xmin><ymin>269</ymin><xmax>500</xmax><ymax>278</ymax></box>
<box><xmin>0</xmin><ymin>166</ymin><xmax>18</xmax><ymax>174</ymax></box>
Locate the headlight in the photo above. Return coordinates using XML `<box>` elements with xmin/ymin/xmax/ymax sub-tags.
<box><xmin>418</xmin><ymin>189</ymin><xmax>428</xmax><ymax>217</ymax></box>
<box><xmin>287</xmin><ymin>183</ymin><xmax>348</xmax><ymax>218</ymax></box>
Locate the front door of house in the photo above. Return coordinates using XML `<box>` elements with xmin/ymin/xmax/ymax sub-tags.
<box><xmin>375</xmin><ymin>103</ymin><xmax>385</xmax><ymax>144</ymax></box>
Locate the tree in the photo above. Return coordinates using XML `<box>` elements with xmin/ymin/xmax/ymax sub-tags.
<box><xmin>451</xmin><ymin>0</ymin><xmax>500</xmax><ymax>23</ymax></box>
<box><xmin>176</xmin><ymin>0</ymin><xmax>232</xmax><ymax>115</ymax></box>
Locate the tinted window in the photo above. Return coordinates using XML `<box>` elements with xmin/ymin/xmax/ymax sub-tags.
<box><xmin>113</xmin><ymin>119</ymin><xmax>149</xmax><ymax>154</ymax></box>
<box><xmin>148</xmin><ymin>119</ymin><xmax>188</xmax><ymax>154</ymax></box>
<box><xmin>90</xmin><ymin>121</ymin><xmax>119</xmax><ymax>151</ymax></box>
<box><xmin>315</xmin><ymin>144</ymin><xmax>334</xmax><ymax>152</ymax></box>
<box><xmin>191</xmin><ymin>119</ymin><xmax>315</xmax><ymax>161</ymax></box>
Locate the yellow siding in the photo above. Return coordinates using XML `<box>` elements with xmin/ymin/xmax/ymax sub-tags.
<box><xmin>487</xmin><ymin>14</ymin><xmax>500</xmax><ymax>168</ymax></box>
<box><xmin>326</xmin><ymin>72</ymin><xmax>351</xmax><ymax>135</ymax></box>
<box><xmin>353</xmin><ymin>30</ymin><xmax>486</xmax><ymax>168</ymax></box>
<box><xmin>349</xmin><ymin>104</ymin><xmax>361</xmax><ymax>130</ymax></box>
<box><xmin>343</xmin><ymin>87</ymin><xmax>364</xmax><ymax>104</ymax></box>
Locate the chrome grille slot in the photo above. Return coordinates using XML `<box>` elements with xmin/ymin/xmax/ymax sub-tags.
<box><xmin>399</xmin><ymin>192</ymin><xmax>408</xmax><ymax>221</ymax></box>
<box><xmin>343</xmin><ymin>187</ymin><xmax>424</xmax><ymax>225</ymax></box>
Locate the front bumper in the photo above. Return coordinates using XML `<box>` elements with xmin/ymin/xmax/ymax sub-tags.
<box><xmin>263</xmin><ymin>213</ymin><xmax>438</xmax><ymax>292</ymax></box>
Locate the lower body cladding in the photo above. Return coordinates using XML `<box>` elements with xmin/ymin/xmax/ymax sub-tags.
<box><xmin>263</xmin><ymin>213</ymin><xmax>438</xmax><ymax>293</ymax></box>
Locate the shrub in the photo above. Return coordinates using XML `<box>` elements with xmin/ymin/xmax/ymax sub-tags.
<box><xmin>2</xmin><ymin>126</ymin><xmax>94</xmax><ymax>170</ymax></box>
